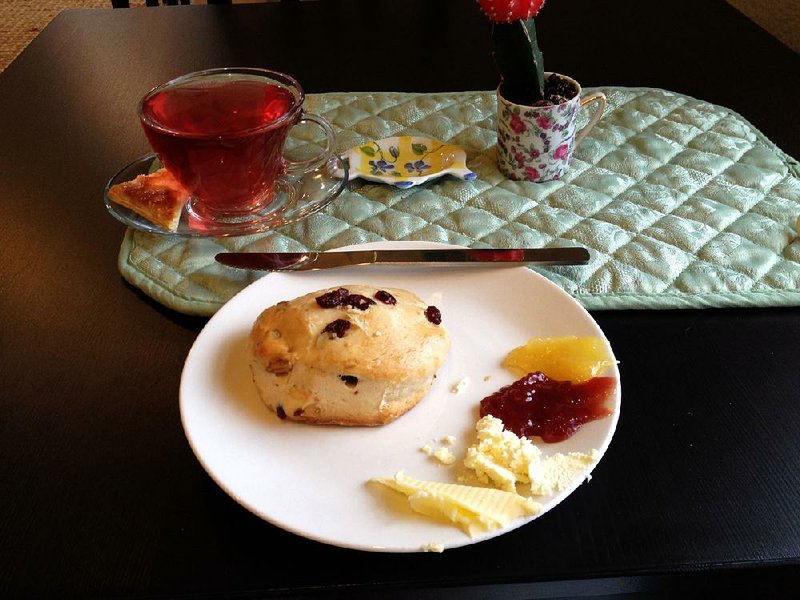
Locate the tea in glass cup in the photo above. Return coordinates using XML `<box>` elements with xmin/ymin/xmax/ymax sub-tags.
<box><xmin>139</xmin><ymin>67</ymin><xmax>335</xmax><ymax>224</ymax></box>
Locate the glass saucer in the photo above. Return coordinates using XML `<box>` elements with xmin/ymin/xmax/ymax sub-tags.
<box><xmin>104</xmin><ymin>154</ymin><xmax>349</xmax><ymax>237</ymax></box>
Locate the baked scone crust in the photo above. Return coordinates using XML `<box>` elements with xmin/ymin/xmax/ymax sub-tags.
<box><xmin>249</xmin><ymin>285</ymin><xmax>450</xmax><ymax>426</ymax></box>
<box><xmin>107</xmin><ymin>167</ymin><xmax>187</xmax><ymax>231</ymax></box>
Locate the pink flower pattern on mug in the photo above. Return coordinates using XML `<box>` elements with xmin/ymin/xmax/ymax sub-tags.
<box><xmin>554</xmin><ymin>143</ymin><xmax>570</xmax><ymax>160</ymax></box>
<box><xmin>509</xmin><ymin>114</ymin><xmax>527</xmax><ymax>134</ymax></box>
<box><xmin>496</xmin><ymin>87</ymin><xmax>582</xmax><ymax>182</ymax></box>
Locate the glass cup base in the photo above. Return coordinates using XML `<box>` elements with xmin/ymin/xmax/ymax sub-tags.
<box><xmin>184</xmin><ymin>179</ymin><xmax>294</xmax><ymax>230</ymax></box>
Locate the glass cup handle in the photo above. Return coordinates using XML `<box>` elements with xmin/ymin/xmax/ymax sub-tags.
<box><xmin>575</xmin><ymin>92</ymin><xmax>607</xmax><ymax>147</ymax></box>
<box><xmin>283</xmin><ymin>112</ymin><xmax>336</xmax><ymax>175</ymax></box>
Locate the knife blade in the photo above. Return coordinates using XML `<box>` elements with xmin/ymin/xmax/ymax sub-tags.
<box><xmin>214</xmin><ymin>247</ymin><xmax>590</xmax><ymax>271</ymax></box>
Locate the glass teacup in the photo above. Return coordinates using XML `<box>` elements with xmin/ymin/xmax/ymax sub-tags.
<box><xmin>139</xmin><ymin>67</ymin><xmax>335</xmax><ymax>225</ymax></box>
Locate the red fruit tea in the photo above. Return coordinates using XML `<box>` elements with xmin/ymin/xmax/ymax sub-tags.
<box><xmin>140</xmin><ymin>74</ymin><xmax>298</xmax><ymax>216</ymax></box>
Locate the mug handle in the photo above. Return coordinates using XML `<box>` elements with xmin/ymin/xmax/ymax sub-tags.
<box><xmin>574</xmin><ymin>92</ymin><xmax>607</xmax><ymax>147</ymax></box>
<box><xmin>283</xmin><ymin>112</ymin><xmax>336</xmax><ymax>174</ymax></box>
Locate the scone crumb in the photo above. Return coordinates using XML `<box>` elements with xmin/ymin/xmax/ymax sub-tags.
<box><xmin>433</xmin><ymin>447</ymin><xmax>456</xmax><ymax>465</ymax></box>
<box><xmin>420</xmin><ymin>445</ymin><xmax>434</xmax><ymax>456</ymax></box>
<box><xmin>422</xmin><ymin>543</ymin><xmax>445</xmax><ymax>553</ymax></box>
<box><xmin>451</xmin><ymin>377</ymin><xmax>470</xmax><ymax>394</ymax></box>
<box><xmin>484</xmin><ymin>375</ymin><xmax>492</xmax><ymax>382</ymax></box>
<box><xmin>442</xmin><ymin>435</ymin><xmax>456</xmax><ymax>446</ymax></box>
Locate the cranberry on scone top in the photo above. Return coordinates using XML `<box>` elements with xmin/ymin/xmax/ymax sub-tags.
<box><xmin>315</xmin><ymin>287</ymin><xmax>349</xmax><ymax>308</ymax></box>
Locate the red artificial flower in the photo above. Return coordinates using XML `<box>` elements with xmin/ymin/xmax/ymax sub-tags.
<box><xmin>476</xmin><ymin>0</ymin><xmax>546</xmax><ymax>23</ymax></box>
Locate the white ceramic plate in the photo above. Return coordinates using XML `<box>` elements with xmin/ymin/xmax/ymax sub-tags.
<box><xmin>180</xmin><ymin>241</ymin><xmax>621</xmax><ymax>552</ymax></box>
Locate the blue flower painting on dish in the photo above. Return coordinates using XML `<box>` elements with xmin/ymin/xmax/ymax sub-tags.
<box><xmin>334</xmin><ymin>136</ymin><xmax>476</xmax><ymax>188</ymax></box>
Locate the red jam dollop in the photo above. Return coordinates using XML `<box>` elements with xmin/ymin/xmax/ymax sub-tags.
<box><xmin>479</xmin><ymin>371</ymin><xmax>615</xmax><ymax>443</ymax></box>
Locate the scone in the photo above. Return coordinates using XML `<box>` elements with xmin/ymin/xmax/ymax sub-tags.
<box><xmin>249</xmin><ymin>285</ymin><xmax>450</xmax><ymax>426</ymax></box>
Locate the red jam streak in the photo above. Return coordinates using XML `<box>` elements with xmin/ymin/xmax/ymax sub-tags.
<box><xmin>479</xmin><ymin>372</ymin><xmax>615</xmax><ymax>443</ymax></box>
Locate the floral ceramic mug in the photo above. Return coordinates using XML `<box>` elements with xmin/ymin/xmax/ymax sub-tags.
<box><xmin>496</xmin><ymin>73</ymin><xmax>607</xmax><ymax>182</ymax></box>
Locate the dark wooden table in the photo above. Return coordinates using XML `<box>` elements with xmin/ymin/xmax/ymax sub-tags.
<box><xmin>1</xmin><ymin>1</ymin><xmax>799</xmax><ymax>597</ymax></box>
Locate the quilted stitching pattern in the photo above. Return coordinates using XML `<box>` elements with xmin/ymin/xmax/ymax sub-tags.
<box><xmin>118</xmin><ymin>88</ymin><xmax>800</xmax><ymax>316</ymax></box>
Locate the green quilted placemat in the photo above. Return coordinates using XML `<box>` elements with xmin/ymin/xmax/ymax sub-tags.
<box><xmin>118</xmin><ymin>88</ymin><xmax>800</xmax><ymax>316</ymax></box>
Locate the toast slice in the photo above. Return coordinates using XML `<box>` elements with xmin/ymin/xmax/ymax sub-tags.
<box><xmin>107</xmin><ymin>168</ymin><xmax>188</xmax><ymax>231</ymax></box>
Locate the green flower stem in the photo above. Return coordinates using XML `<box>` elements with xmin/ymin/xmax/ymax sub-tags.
<box><xmin>492</xmin><ymin>18</ymin><xmax>544</xmax><ymax>105</ymax></box>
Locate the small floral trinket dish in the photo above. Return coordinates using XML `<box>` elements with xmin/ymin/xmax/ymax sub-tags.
<box><xmin>333</xmin><ymin>136</ymin><xmax>476</xmax><ymax>188</ymax></box>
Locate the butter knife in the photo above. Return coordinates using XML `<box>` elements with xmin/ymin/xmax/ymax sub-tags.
<box><xmin>214</xmin><ymin>247</ymin><xmax>590</xmax><ymax>271</ymax></box>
